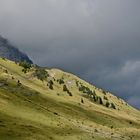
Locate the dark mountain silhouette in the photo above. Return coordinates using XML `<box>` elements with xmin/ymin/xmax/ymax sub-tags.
<box><xmin>0</xmin><ymin>35</ymin><xmax>32</xmax><ymax>64</ymax></box>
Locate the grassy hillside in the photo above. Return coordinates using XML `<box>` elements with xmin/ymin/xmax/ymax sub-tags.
<box><xmin>0</xmin><ymin>58</ymin><xmax>140</xmax><ymax>140</ymax></box>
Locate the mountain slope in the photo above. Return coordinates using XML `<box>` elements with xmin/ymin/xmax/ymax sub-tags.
<box><xmin>0</xmin><ymin>58</ymin><xmax>140</xmax><ymax>140</ymax></box>
<box><xmin>0</xmin><ymin>35</ymin><xmax>32</xmax><ymax>64</ymax></box>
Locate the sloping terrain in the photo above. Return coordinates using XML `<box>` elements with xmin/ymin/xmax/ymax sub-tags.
<box><xmin>0</xmin><ymin>58</ymin><xmax>140</xmax><ymax>140</ymax></box>
<box><xmin>0</xmin><ymin>35</ymin><xmax>32</xmax><ymax>64</ymax></box>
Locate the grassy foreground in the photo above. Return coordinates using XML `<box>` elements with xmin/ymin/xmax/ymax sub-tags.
<box><xmin>0</xmin><ymin>58</ymin><xmax>140</xmax><ymax>140</ymax></box>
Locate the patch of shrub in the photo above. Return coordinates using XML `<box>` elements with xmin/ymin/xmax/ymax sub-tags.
<box><xmin>81</xmin><ymin>98</ymin><xmax>84</xmax><ymax>104</ymax></box>
<box><xmin>106</xmin><ymin>101</ymin><xmax>110</xmax><ymax>108</ymax></box>
<box><xmin>22</xmin><ymin>69</ymin><xmax>27</xmax><ymax>73</ymax></box>
<box><xmin>3</xmin><ymin>69</ymin><xmax>8</xmax><ymax>73</ymax></box>
<box><xmin>78</xmin><ymin>84</ymin><xmax>116</xmax><ymax>109</ymax></box>
<box><xmin>67</xmin><ymin>91</ymin><xmax>73</xmax><ymax>96</ymax></box>
<box><xmin>75</xmin><ymin>80</ymin><xmax>79</xmax><ymax>87</ymax></box>
<box><xmin>2</xmin><ymin>57</ymin><xmax>6</xmax><ymax>60</ymax></box>
<box><xmin>19</xmin><ymin>61</ymin><xmax>31</xmax><ymax>69</ymax></box>
<box><xmin>94</xmin><ymin>129</ymin><xmax>98</xmax><ymax>132</ymax></box>
<box><xmin>57</xmin><ymin>93</ymin><xmax>60</xmax><ymax>96</ymax></box>
<box><xmin>19</xmin><ymin>61</ymin><xmax>32</xmax><ymax>73</ymax></box>
<box><xmin>63</xmin><ymin>85</ymin><xmax>72</xmax><ymax>96</ymax></box>
<box><xmin>57</xmin><ymin>79</ymin><xmax>64</xmax><ymax>85</ymax></box>
<box><xmin>79</xmin><ymin>85</ymin><xmax>94</xmax><ymax>96</ymax></box>
<box><xmin>93</xmin><ymin>95</ymin><xmax>98</xmax><ymax>102</ymax></box>
<box><xmin>98</xmin><ymin>96</ymin><xmax>103</xmax><ymax>105</ymax></box>
<box><xmin>49</xmin><ymin>80</ymin><xmax>53</xmax><ymax>85</ymax></box>
<box><xmin>110</xmin><ymin>103</ymin><xmax>116</xmax><ymax>109</ymax></box>
<box><xmin>17</xmin><ymin>80</ymin><xmax>22</xmax><ymax>86</ymax></box>
<box><xmin>48</xmin><ymin>80</ymin><xmax>53</xmax><ymax>90</ymax></box>
<box><xmin>104</xmin><ymin>96</ymin><xmax>108</xmax><ymax>100</ymax></box>
<box><xmin>102</xmin><ymin>90</ymin><xmax>107</xmax><ymax>95</ymax></box>
<box><xmin>110</xmin><ymin>126</ymin><xmax>113</xmax><ymax>129</ymax></box>
<box><xmin>34</xmin><ymin>68</ymin><xmax>49</xmax><ymax>81</ymax></box>
<box><xmin>63</xmin><ymin>85</ymin><xmax>68</xmax><ymax>92</ymax></box>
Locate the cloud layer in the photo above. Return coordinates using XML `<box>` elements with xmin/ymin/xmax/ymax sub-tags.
<box><xmin>0</xmin><ymin>0</ymin><xmax>140</xmax><ymax>108</ymax></box>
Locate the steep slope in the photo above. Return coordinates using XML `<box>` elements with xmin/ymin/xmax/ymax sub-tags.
<box><xmin>0</xmin><ymin>35</ymin><xmax>32</xmax><ymax>64</ymax></box>
<box><xmin>0</xmin><ymin>58</ymin><xmax>140</xmax><ymax>140</ymax></box>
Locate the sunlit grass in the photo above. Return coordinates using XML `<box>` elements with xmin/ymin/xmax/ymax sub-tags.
<box><xmin>0</xmin><ymin>58</ymin><xmax>140</xmax><ymax>140</ymax></box>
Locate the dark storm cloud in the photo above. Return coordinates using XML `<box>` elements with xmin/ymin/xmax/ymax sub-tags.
<box><xmin>0</xmin><ymin>0</ymin><xmax>140</xmax><ymax>108</ymax></box>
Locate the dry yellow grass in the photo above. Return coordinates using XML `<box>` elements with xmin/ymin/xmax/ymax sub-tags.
<box><xmin>0</xmin><ymin>58</ymin><xmax>140</xmax><ymax>140</ymax></box>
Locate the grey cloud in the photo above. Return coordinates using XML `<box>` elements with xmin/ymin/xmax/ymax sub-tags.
<box><xmin>128</xmin><ymin>96</ymin><xmax>140</xmax><ymax>109</ymax></box>
<box><xmin>0</xmin><ymin>0</ymin><xmax>140</xmax><ymax>108</ymax></box>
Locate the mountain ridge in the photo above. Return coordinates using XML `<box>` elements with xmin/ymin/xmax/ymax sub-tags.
<box><xmin>0</xmin><ymin>35</ymin><xmax>32</xmax><ymax>64</ymax></box>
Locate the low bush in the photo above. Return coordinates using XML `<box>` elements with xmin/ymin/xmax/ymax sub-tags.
<box><xmin>19</xmin><ymin>61</ymin><xmax>32</xmax><ymax>73</ymax></box>
<box><xmin>106</xmin><ymin>101</ymin><xmax>110</xmax><ymax>108</ymax></box>
<box><xmin>98</xmin><ymin>96</ymin><xmax>103</xmax><ymax>105</ymax></box>
<box><xmin>34</xmin><ymin>68</ymin><xmax>49</xmax><ymax>81</ymax></box>
<box><xmin>57</xmin><ymin>79</ymin><xmax>64</xmax><ymax>85</ymax></box>
<box><xmin>63</xmin><ymin>85</ymin><xmax>72</xmax><ymax>96</ymax></box>
<box><xmin>48</xmin><ymin>80</ymin><xmax>54</xmax><ymax>90</ymax></box>
<box><xmin>104</xmin><ymin>96</ymin><xmax>108</xmax><ymax>100</ymax></box>
<box><xmin>81</xmin><ymin>98</ymin><xmax>84</xmax><ymax>104</ymax></box>
<box><xmin>110</xmin><ymin>103</ymin><xmax>116</xmax><ymax>109</ymax></box>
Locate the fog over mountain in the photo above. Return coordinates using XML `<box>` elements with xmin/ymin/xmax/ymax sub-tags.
<box><xmin>0</xmin><ymin>35</ymin><xmax>32</xmax><ymax>63</ymax></box>
<box><xmin>0</xmin><ymin>0</ymin><xmax>140</xmax><ymax>109</ymax></box>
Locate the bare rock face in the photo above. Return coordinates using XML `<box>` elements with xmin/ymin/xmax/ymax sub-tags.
<box><xmin>0</xmin><ymin>35</ymin><xmax>33</xmax><ymax>64</ymax></box>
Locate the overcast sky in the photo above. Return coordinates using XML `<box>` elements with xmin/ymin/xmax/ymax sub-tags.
<box><xmin>0</xmin><ymin>0</ymin><xmax>140</xmax><ymax>109</ymax></box>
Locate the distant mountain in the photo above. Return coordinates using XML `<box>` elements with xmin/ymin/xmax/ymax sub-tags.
<box><xmin>0</xmin><ymin>35</ymin><xmax>33</xmax><ymax>64</ymax></box>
